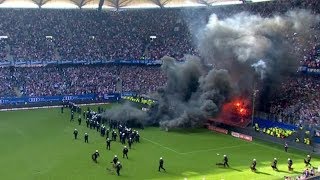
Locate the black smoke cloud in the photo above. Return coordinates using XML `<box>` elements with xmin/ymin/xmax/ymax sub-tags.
<box><xmin>102</xmin><ymin>10</ymin><xmax>319</xmax><ymax>129</ymax></box>
<box><xmin>101</xmin><ymin>103</ymin><xmax>147</xmax><ymax>126</ymax></box>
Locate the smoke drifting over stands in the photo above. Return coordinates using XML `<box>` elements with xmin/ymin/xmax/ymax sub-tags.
<box><xmin>103</xmin><ymin>10</ymin><xmax>320</xmax><ymax>129</ymax></box>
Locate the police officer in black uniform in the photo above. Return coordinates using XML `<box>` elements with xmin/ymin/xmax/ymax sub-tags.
<box><xmin>112</xmin><ymin>155</ymin><xmax>118</xmax><ymax>167</ymax></box>
<box><xmin>106</xmin><ymin>138</ymin><xmax>111</xmax><ymax>150</ymax></box>
<box><xmin>73</xmin><ymin>129</ymin><xmax>78</xmax><ymax>139</ymax></box>
<box><xmin>84</xmin><ymin>133</ymin><xmax>89</xmax><ymax>143</ymax></box>
<box><xmin>92</xmin><ymin>150</ymin><xmax>100</xmax><ymax>163</ymax></box>
<box><xmin>116</xmin><ymin>161</ymin><xmax>122</xmax><ymax>176</ymax></box>
<box><xmin>271</xmin><ymin>158</ymin><xmax>278</xmax><ymax>171</ymax></box>
<box><xmin>250</xmin><ymin>159</ymin><xmax>257</xmax><ymax>171</ymax></box>
<box><xmin>78</xmin><ymin>115</ymin><xmax>81</xmax><ymax>125</ymax></box>
<box><xmin>123</xmin><ymin>146</ymin><xmax>129</xmax><ymax>159</ymax></box>
<box><xmin>288</xmin><ymin>158</ymin><xmax>293</xmax><ymax>171</ymax></box>
<box><xmin>159</xmin><ymin>157</ymin><xmax>166</xmax><ymax>172</ymax></box>
<box><xmin>304</xmin><ymin>155</ymin><xmax>312</xmax><ymax>167</ymax></box>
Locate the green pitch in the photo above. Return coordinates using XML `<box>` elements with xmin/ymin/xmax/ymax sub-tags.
<box><xmin>0</xmin><ymin>104</ymin><xmax>318</xmax><ymax>180</ymax></box>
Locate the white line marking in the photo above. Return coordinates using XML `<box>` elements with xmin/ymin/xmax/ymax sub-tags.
<box><xmin>141</xmin><ymin>137</ymin><xmax>180</xmax><ymax>154</ymax></box>
<box><xmin>142</xmin><ymin>137</ymin><xmax>251</xmax><ymax>155</ymax></box>
<box><xmin>180</xmin><ymin>144</ymin><xmax>251</xmax><ymax>155</ymax></box>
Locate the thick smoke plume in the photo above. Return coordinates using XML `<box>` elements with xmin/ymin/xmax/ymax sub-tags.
<box><xmin>101</xmin><ymin>103</ymin><xmax>147</xmax><ymax>127</ymax></box>
<box><xmin>102</xmin><ymin>10</ymin><xmax>319</xmax><ymax>129</ymax></box>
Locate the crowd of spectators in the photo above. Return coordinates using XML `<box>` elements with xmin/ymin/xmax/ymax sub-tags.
<box><xmin>0</xmin><ymin>0</ymin><xmax>318</xmax><ymax>63</ymax></box>
<box><xmin>0</xmin><ymin>65</ymin><xmax>166</xmax><ymax>97</ymax></box>
<box><xmin>269</xmin><ymin>76</ymin><xmax>320</xmax><ymax>127</ymax></box>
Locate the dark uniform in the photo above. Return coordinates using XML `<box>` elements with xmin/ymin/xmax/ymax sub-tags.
<box><xmin>271</xmin><ymin>158</ymin><xmax>278</xmax><ymax>171</ymax></box>
<box><xmin>288</xmin><ymin>158</ymin><xmax>293</xmax><ymax>171</ymax></box>
<box><xmin>285</xmin><ymin>143</ymin><xmax>288</xmax><ymax>152</ymax></box>
<box><xmin>73</xmin><ymin>129</ymin><xmax>78</xmax><ymax>139</ymax></box>
<box><xmin>112</xmin><ymin>155</ymin><xmax>118</xmax><ymax>166</ymax></box>
<box><xmin>78</xmin><ymin>116</ymin><xmax>81</xmax><ymax>125</ymax></box>
<box><xmin>84</xmin><ymin>133</ymin><xmax>89</xmax><ymax>143</ymax></box>
<box><xmin>92</xmin><ymin>150</ymin><xmax>100</xmax><ymax>163</ymax></box>
<box><xmin>159</xmin><ymin>157</ymin><xmax>166</xmax><ymax>171</ymax></box>
<box><xmin>61</xmin><ymin>106</ymin><xmax>64</xmax><ymax>113</ymax></box>
<box><xmin>70</xmin><ymin>112</ymin><xmax>74</xmax><ymax>121</ymax></box>
<box><xmin>116</xmin><ymin>162</ymin><xmax>122</xmax><ymax>176</ymax></box>
<box><xmin>223</xmin><ymin>155</ymin><xmax>229</xmax><ymax>167</ymax></box>
<box><xmin>304</xmin><ymin>155</ymin><xmax>312</xmax><ymax>167</ymax></box>
<box><xmin>86</xmin><ymin>118</ymin><xmax>89</xmax><ymax>128</ymax></box>
<box><xmin>106</xmin><ymin>138</ymin><xmax>111</xmax><ymax>150</ymax></box>
<box><xmin>106</xmin><ymin>129</ymin><xmax>110</xmax><ymax>138</ymax></box>
<box><xmin>251</xmin><ymin>159</ymin><xmax>257</xmax><ymax>171</ymax></box>
<box><xmin>123</xmin><ymin>146</ymin><xmax>129</xmax><ymax>159</ymax></box>
<box><xmin>135</xmin><ymin>133</ymin><xmax>140</xmax><ymax>143</ymax></box>
<box><xmin>128</xmin><ymin>138</ymin><xmax>133</xmax><ymax>149</ymax></box>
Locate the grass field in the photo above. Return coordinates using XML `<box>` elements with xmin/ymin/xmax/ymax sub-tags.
<box><xmin>0</xmin><ymin>104</ymin><xmax>319</xmax><ymax>180</ymax></box>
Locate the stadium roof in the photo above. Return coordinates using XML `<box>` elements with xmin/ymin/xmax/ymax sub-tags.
<box><xmin>0</xmin><ymin>0</ymin><xmax>273</xmax><ymax>9</ymax></box>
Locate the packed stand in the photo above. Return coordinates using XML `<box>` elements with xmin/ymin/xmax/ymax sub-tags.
<box><xmin>0</xmin><ymin>0</ymin><xmax>319</xmax><ymax>63</ymax></box>
<box><xmin>1</xmin><ymin>65</ymin><xmax>166</xmax><ymax>97</ymax></box>
<box><xmin>269</xmin><ymin>76</ymin><xmax>320</xmax><ymax>127</ymax></box>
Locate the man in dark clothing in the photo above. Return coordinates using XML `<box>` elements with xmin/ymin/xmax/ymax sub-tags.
<box><xmin>135</xmin><ymin>132</ymin><xmax>140</xmax><ymax>143</ymax></box>
<box><xmin>86</xmin><ymin>118</ymin><xmax>89</xmax><ymax>128</ymax></box>
<box><xmin>128</xmin><ymin>138</ymin><xmax>133</xmax><ymax>149</ymax></box>
<box><xmin>285</xmin><ymin>142</ymin><xmax>288</xmax><ymax>152</ymax></box>
<box><xmin>70</xmin><ymin>111</ymin><xmax>74</xmax><ymax>121</ymax></box>
<box><xmin>106</xmin><ymin>129</ymin><xmax>110</xmax><ymax>139</ymax></box>
<box><xmin>116</xmin><ymin>161</ymin><xmax>122</xmax><ymax>176</ymax></box>
<box><xmin>288</xmin><ymin>158</ymin><xmax>293</xmax><ymax>171</ymax></box>
<box><xmin>123</xmin><ymin>146</ymin><xmax>129</xmax><ymax>159</ymax></box>
<box><xmin>112</xmin><ymin>132</ymin><xmax>117</xmax><ymax>141</ymax></box>
<box><xmin>61</xmin><ymin>106</ymin><xmax>64</xmax><ymax>113</ymax></box>
<box><xmin>223</xmin><ymin>155</ymin><xmax>229</xmax><ymax>167</ymax></box>
<box><xmin>159</xmin><ymin>157</ymin><xmax>166</xmax><ymax>172</ymax></box>
<box><xmin>96</xmin><ymin>122</ymin><xmax>100</xmax><ymax>132</ymax></box>
<box><xmin>250</xmin><ymin>159</ymin><xmax>257</xmax><ymax>171</ymax></box>
<box><xmin>216</xmin><ymin>155</ymin><xmax>229</xmax><ymax>167</ymax></box>
<box><xmin>84</xmin><ymin>133</ymin><xmax>89</xmax><ymax>143</ymax></box>
<box><xmin>73</xmin><ymin>129</ymin><xmax>78</xmax><ymax>139</ymax></box>
<box><xmin>271</xmin><ymin>158</ymin><xmax>278</xmax><ymax>171</ymax></box>
<box><xmin>106</xmin><ymin>138</ymin><xmax>111</xmax><ymax>150</ymax></box>
<box><xmin>112</xmin><ymin>155</ymin><xmax>118</xmax><ymax>167</ymax></box>
<box><xmin>78</xmin><ymin>115</ymin><xmax>81</xmax><ymax>125</ymax></box>
<box><xmin>304</xmin><ymin>155</ymin><xmax>312</xmax><ymax>167</ymax></box>
<box><xmin>92</xmin><ymin>150</ymin><xmax>100</xmax><ymax>163</ymax></box>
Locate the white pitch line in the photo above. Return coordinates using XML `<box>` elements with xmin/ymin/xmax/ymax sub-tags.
<box><xmin>180</xmin><ymin>144</ymin><xmax>251</xmax><ymax>155</ymax></box>
<box><xmin>142</xmin><ymin>137</ymin><xmax>180</xmax><ymax>154</ymax></box>
<box><xmin>142</xmin><ymin>137</ymin><xmax>251</xmax><ymax>155</ymax></box>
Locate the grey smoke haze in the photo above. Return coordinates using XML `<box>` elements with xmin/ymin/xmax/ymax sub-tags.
<box><xmin>102</xmin><ymin>10</ymin><xmax>319</xmax><ymax>129</ymax></box>
<box><xmin>101</xmin><ymin>102</ymin><xmax>147</xmax><ymax>125</ymax></box>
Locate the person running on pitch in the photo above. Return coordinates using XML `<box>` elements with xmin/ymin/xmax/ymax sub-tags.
<box><xmin>91</xmin><ymin>150</ymin><xmax>100</xmax><ymax>163</ymax></box>
<box><xmin>216</xmin><ymin>155</ymin><xmax>229</xmax><ymax>167</ymax></box>
<box><xmin>116</xmin><ymin>161</ymin><xmax>122</xmax><ymax>176</ymax></box>
<box><xmin>304</xmin><ymin>155</ymin><xmax>312</xmax><ymax>167</ymax></box>
<box><xmin>271</xmin><ymin>158</ymin><xmax>278</xmax><ymax>171</ymax></box>
<box><xmin>250</xmin><ymin>159</ymin><xmax>257</xmax><ymax>171</ymax></box>
<box><xmin>159</xmin><ymin>157</ymin><xmax>166</xmax><ymax>172</ymax></box>
<box><xmin>288</xmin><ymin>158</ymin><xmax>293</xmax><ymax>171</ymax></box>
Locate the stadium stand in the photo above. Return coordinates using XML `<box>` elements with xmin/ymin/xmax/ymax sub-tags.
<box><xmin>0</xmin><ymin>0</ymin><xmax>319</xmax><ymax>128</ymax></box>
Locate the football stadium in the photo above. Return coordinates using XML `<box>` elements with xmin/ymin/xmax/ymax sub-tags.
<box><xmin>0</xmin><ymin>0</ymin><xmax>320</xmax><ymax>180</ymax></box>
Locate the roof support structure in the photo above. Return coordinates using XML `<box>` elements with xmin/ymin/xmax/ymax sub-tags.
<box><xmin>105</xmin><ymin>0</ymin><xmax>132</xmax><ymax>11</ymax></box>
<box><xmin>149</xmin><ymin>0</ymin><xmax>171</xmax><ymax>8</ymax></box>
<box><xmin>31</xmin><ymin>0</ymin><xmax>51</xmax><ymax>8</ymax></box>
<box><xmin>71</xmin><ymin>0</ymin><xmax>93</xmax><ymax>9</ymax></box>
<box><xmin>197</xmin><ymin>0</ymin><xmax>216</xmax><ymax>6</ymax></box>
